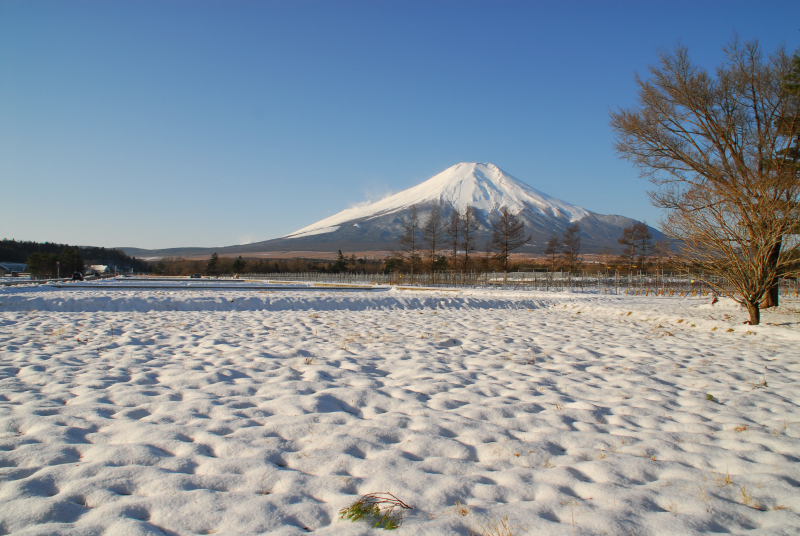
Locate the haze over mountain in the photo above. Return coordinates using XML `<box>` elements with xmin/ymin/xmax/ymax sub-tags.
<box><xmin>122</xmin><ymin>163</ymin><xmax>661</xmax><ymax>258</ymax></box>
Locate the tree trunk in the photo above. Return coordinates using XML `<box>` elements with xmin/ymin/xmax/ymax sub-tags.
<box><xmin>761</xmin><ymin>284</ymin><xmax>779</xmax><ymax>309</ymax></box>
<box><xmin>745</xmin><ymin>301</ymin><xmax>761</xmax><ymax>325</ymax></box>
<box><xmin>760</xmin><ymin>239</ymin><xmax>782</xmax><ymax>309</ymax></box>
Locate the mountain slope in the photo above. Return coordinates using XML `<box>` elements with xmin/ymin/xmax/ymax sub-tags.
<box><xmin>285</xmin><ymin>163</ymin><xmax>590</xmax><ymax>239</ymax></box>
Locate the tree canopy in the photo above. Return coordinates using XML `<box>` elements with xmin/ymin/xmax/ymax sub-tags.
<box><xmin>610</xmin><ymin>38</ymin><xmax>800</xmax><ymax>324</ymax></box>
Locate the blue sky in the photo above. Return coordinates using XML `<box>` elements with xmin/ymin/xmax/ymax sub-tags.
<box><xmin>2</xmin><ymin>1</ymin><xmax>799</xmax><ymax>249</ymax></box>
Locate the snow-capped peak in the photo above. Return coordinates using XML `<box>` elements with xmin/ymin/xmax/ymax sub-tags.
<box><xmin>284</xmin><ymin>163</ymin><xmax>591</xmax><ymax>239</ymax></box>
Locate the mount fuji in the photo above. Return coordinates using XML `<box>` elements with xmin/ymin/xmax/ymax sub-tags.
<box><xmin>250</xmin><ymin>162</ymin><xmax>658</xmax><ymax>254</ymax></box>
<box><xmin>121</xmin><ymin>163</ymin><xmax>660</xmax><ymax>258</ymax></box>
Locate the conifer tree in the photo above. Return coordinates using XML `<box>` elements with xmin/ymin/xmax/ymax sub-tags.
<box><xmin>26</xmin><ymin>252</ymin><xmax>58</xmax><ymax>278</ymax></box>
<box><xmin>332</xmin><ymin>250</ymin><xmax>347</xmax><ymax>273</ymax></box>
<box><xmin>231</xmin><ymin>256</ymin><xmax>247</xmax><ymax>274</ymax></box>
<box><xmin>205</xmin><ymin>252</ymin><xmax>220</xmax><ymax>276</ymax></box>
<box><xmin>58</xmin><ymin>247</ymin><xmax>84</xmax><ymax>274</ymax></box>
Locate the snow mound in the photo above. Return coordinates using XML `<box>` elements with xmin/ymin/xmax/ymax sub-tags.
<box><xmin>1</xmin><ymin>289</ymin><xmax>798</xmax><ymax>535</ymax></box>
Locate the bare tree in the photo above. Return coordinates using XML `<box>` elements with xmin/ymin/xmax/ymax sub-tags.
<box><xmin>636</xmin><ymin>223</ymin><xmax>653</xmax><ymax>268</ymax></box>
<box><xmin>662</xmin><ymin>183</ymin><xmax>797</xmax><ymax>324</ymax></box>
<box><xmin>618</xmin><ymin>226</ymin><xmax>638</xmax><ymax>271</ymax></box>
<box><xmin>543</xmin><ymin>233</ymin><xmax>560</xmax><ymax>272</ymax></box>
<box><xmin>651</xmin><ymin>239</ymin><xmax>671</xmax><ymax>272</ymax></box>
<box><xmin>490</xmin><ymin>208</ymin><xmax>531</xmax><ymax>272</ymax></box>
<box><xmin>618</xmin><ymin>222</ymin><xmax>651</xmax><ymax>271</ymax></box>
<box><xmin>481</xmin><ymin>238</ymin><xmax>493</xmax><ymax>272</ymax></box>
<box><xmin>598</xmin><ymin>248</ymin><xmax>615</xmax><ymax>271</ymax></box>
<box><xmin>446</xmin><ymin>210</ymin><xmax>461</xmax><ymax>270</ymax></box>
<box><xmin>398</xmin><ymin>205</ymin><xmax>422</xmax><ymax>281</ymax></box>
<box><xmin>461</xmin><ymin>205</ymin><xmax>479</xmax><ymax>271</ymax></box>
<box><xmin>421</xmin><ymin>205</ymin><xmax>446</xmax><ymax>281</ymax></box>
<box><xmin>561</xmin><ymin>223</ymin><xmax>581</xmax><ymax>272</ymax></box>
<box><xmin>610</xmin><ymin>38</ymin><xmax>800</xmax><ymax>324</ymax></box>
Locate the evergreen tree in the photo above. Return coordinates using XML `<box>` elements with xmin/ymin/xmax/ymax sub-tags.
<box><xmin>26</xmin><ymin>252</ymin><xmax>58</xmax><ymax>278</ymax></box>
<box><xmin>153</xmin><ymin>260</ymin><xmax>168</xmax><ymax>275</ymax></box>
<box><xmin>205</xmin><ymin>252</ymin><xmax>220</xmax><ymax>276</ymax></box>
<box><xmin>59</xmin><ymin>247</ymin><xmax>84</xmax><ymax>274</ymax></box>
<box><xmin>332</xmin><ymin>250</ymin><xmax>348</xmax><ymax>273</ymax></box>
<box><xmin>231</xmin><ymin>256</ymin><xmax>247</xmax><ymax>274</ymax></box>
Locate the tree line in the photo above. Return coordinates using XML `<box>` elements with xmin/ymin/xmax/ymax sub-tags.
<box><xmin>151</xmin><ymin>255</ymin><xmax>388</xmax><ymax>277</ymax></box>
<box><xmin>392</xmin><ymin>205</ymin><xmax>534</xmax><ymax>279</ymax></box>
<box><xmin>1</xmin><ymin>239</ymin><xmax>149</xmax><ymax>277</ymax></box>
<box><xmin>393</xmin><ymin>204</ymin><xmax>678</xmax><ymax>277</ymax></box>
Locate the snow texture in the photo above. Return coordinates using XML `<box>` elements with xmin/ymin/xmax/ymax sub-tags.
<box><xmin>1</xmin><ymin>283</ymin><xmax>799</xmax><ymax>535</ymax></box>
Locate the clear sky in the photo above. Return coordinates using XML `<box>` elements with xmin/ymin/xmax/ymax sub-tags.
<box><xmin>2</xmin><ymin>1</ymin><xmax>799</xmax><ymax>249</ymax></box>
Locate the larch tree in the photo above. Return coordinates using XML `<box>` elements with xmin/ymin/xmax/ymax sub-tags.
<box><xmin>561</xmin><ymin>223</ymin><xmax>581</xmax><ymax>272</ymax></box>
<box><xmin>618</xmin><ymin>222</ymin><xmax>651</xmax><ymax>271</ymax></box>
<box><xmin>421</xmin><ymin>205</ymin><xmax>446</xmax><ymax>280</ymax></box>
<box><xmin>461</xmin><ymin>205</ymin><xmax>479</xmax><ymax>271</ymax></box>
<box><xmin>618</xmin><ymin>226</ymin><xmax>638</xmax><ymax>271</ymax></box>
<box><xmin>543</xmin><ymin>233</ymin><xmax>560</xmax><ymax>272</ymax></box>
<box><xmin>446</xmin><ymin>210</ymin><xmax>461</xmax><ymax>271</ymax></box>
<box><xmin>636</xmin><ymin>223</ymin><xmax>653</xmax><ymax>268</ymax></box>
<box><xmin>398</xmin><ymin>205</ymin><xmax>422</xmax><ymax>280</ymax></box>
<box><xmin>610</xmin><ymin>38</ymin><xmax>800</xmax><ymax>325</ymax></box>
<box><xmin>651</xmin><ymin>239</ymin><xmax>671</xmax><ymax>272</ymax></box>
<box><xmin>490</xmin><ymin>208</ymin><xmax>531</xmax><ymax>272</ymax></box>
<box><xmin>481</xmin><ymin>238</ymin><xmax>493</xmax><ymax>272</ymax></box>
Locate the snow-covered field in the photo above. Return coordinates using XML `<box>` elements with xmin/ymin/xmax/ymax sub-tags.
<box><xmin>1</xmin><ymin>283</ymin><xmax>798</xmax><ymax>535</ymax></box>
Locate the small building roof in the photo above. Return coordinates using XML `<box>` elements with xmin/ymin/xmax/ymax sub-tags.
<box><xmin>0</xmin><ymin>262</ymin><xmax>28</xmax><ymax>273</ymax></box>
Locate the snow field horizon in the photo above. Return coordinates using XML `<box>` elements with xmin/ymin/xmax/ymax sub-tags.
<box><xmin>0</xmin><ymin>286</ymin><xmax>798</xmax><ymax>535</ymax></box>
